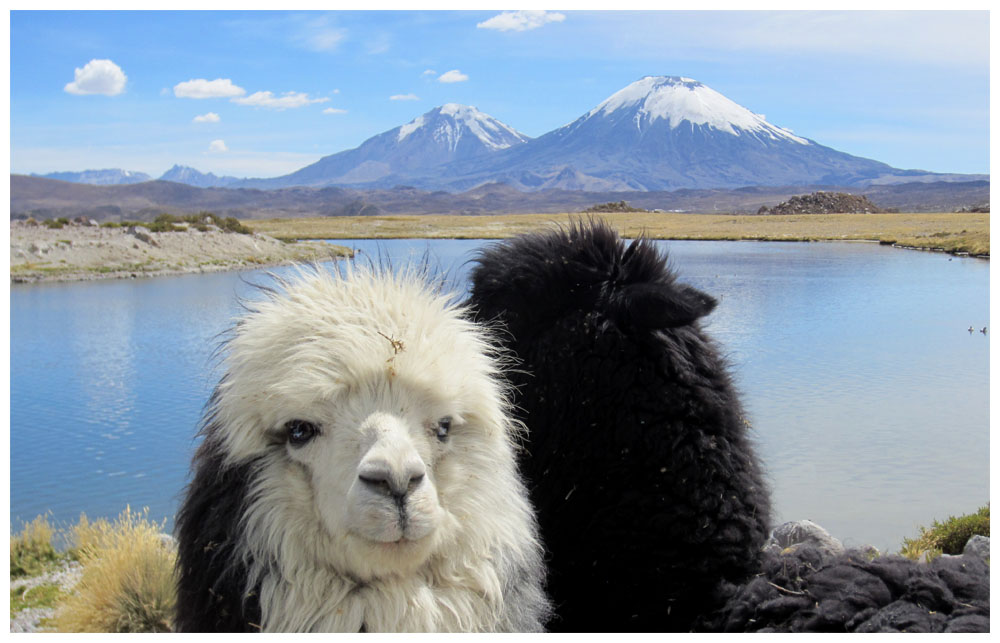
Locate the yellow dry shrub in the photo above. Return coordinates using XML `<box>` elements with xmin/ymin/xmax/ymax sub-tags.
<box><xmin>10</xmin><ymin>514</ymin><xmax>58</xmax><ymax>577</ymax></box>
<box><xmin>52</xmin><ymin>507</ymin><xmax>176</xmax><ymax>633</ymax></box>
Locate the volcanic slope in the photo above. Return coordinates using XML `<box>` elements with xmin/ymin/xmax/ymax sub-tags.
<box><xmin>243</xmin><ymin>103</ymin><xmax>530</xmax><ymax>189</ymax></box>
<box><xmin>428</xmin><ymin>76</ymin><xmax>928</xmax><ymax>192</ymax></box>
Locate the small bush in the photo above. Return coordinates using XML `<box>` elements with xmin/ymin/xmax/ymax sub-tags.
<box><xmin>52</xmin><ymin>507</ymin><xmax>176</xmax><ymax>633</ymax></box>
<box><xmin>100</xmin><ymin>221</ymin><xmax>121</xmax><ymax>228</ymax></box>
<box><xmin>43</xmin><ymin>219</ymin><xmax>65</xmax><ymax>229</ymax></box>
<box><xmin>900</xmin><ymin>505</ymin><xmax>989</xmax><ymax>561</ymax></box>
<box><xmin>145</xmin><ymin>220</ymin><xmax>180</xmax><ymax>233</ymax></box>
<box><xmin>221</xmin><ymin>216</ymin><xmax>252</xmax><ymax>234</ymax></box>
<box><xmin>10</xmin><ymin>515</ymin><xmax>59</xmax><ymax>578</ymax></box>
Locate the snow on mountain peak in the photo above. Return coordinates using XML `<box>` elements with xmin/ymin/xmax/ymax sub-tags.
<box><xmin>591</xmin><ymin>76</ymin><xmax>809</xmax><ymax>145</ymax></box>
<box><xmin>397</xmin><ymin>104</ymin><xmax>528</xmax><ymax>151</ymax></box>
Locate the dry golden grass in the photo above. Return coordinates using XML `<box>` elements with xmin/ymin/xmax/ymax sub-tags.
<box><xmin>10</xmin><ymin>515</ymin><xmax>59</xmax><ymax>578</ymax></box>
<box><xmin>52</xmin><ymin>507</ymin><xmax>176</xmax><ymax>633</ymax></box>
<box><xmin>246</xmin><ymin>211</ymin><xmax>989</xmax><ymax>256</ymax></box>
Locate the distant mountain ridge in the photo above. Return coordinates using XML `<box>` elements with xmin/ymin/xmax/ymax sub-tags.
<box><xmin>159</xmin><ymin>165</ymin><xmax>242</xmax><ymax>188</ymax></box>
<box><xmin>27</xmin><ymin>76</ymin><xmax>987</xmax><ymax>193</ymax></box>
<box><xmin>34</xmin><ymin>168</ymin><xmax>152</xmax><ymax>185</ymax></box>
<box><xmin>10</xmin><ymin>173</ymin><xmax>989</xmax><ymax>223</ymax></box>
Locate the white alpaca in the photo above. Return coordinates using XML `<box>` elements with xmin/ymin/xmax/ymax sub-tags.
<box><xmin>175</xmin><ymin>265</ymin><xmax>550</xmax><ymax>632</ymax></box>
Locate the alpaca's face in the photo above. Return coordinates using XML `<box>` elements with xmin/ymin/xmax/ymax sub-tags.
<box><xmin>215</xmin><ymin>269</ymin><xmax>521</xmax><ymax>582</ymax></box>
<box><xmin>274</xmin><ymin>384</ymin><xmax>461</xmax><ymax>576</ymax></box>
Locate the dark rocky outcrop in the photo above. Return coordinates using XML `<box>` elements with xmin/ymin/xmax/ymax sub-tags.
<box><xmin>758</xmin><ymin>191</ymin><xmax>894</xmax><ymax>215</ymax></box>
<box><xmin>581</xmin><ymin>200</ymin><xmax>648</xmax><ymax>213</ymax></box>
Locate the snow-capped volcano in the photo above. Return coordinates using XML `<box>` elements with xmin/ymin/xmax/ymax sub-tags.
<box><xmin>397</xmin><ymin>103</ymin><xmax>528</xmax><ymax>151</ymax></box>
<box><xmin>584</xmin><ymin>76</ymin><xmax>807</xmax><ymax>144</ymax></box>
<box><xmin>234</xmin><ymin>76</ymin><xmax>945</xmax><ymax>192</ymax></box>
<box><xmin>430</xmin><ymin>75</ymin><xmax>912</xmax><ymax>191</ymax></box>
<box><xmin>251</xmin><ymin>104</ymin><xmax>529</xmax><ymax>188</ymax></box>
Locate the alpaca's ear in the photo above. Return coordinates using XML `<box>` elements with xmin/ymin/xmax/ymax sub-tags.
<box><xmin>616</xmin><ymin>283</ymin><xmax>717</xmax><ymax>329</ymax></box>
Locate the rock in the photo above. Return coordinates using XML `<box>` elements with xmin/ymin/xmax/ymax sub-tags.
<box><xmin>126</xmin><ymin>226</ymin><xmax>159</xmax><ymax>247</ymax></box>
<box><xmin>963</xmin><ymin>535</ymin><xmax>990</xmax><ymax>559</ymax></box>
<box><xmin>758</xmin><ymin>191</ymin><xmax>892</xmax><ymax>215</ymax></box>
<box><xmin>764</xmin><ymin>519</ymin><xmax>846</xmax><ymax>558</ymax></box>
<box><xmin>10</xmin><ymin>607</ymin><xmax>56</xmax><ymax>633</ymax></box>
<box><xmin>955</xmin><ymin>203</ymin><xmax>990</xmax><ymax>213</ymax></box>
<box><xmin>158</xmin><ymin>533</ymin><xmax>177</xmax><ymax>550</ymax></box>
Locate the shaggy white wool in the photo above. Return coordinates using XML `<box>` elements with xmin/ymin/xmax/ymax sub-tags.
<box><xmin>209</xmin><ymin>264</ymin><xmax>544</xmax><ymax>632</ymax></box>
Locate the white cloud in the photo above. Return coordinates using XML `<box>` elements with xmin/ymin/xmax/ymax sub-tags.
<box><xmin>477</xmin><ymin>10</ymin><xmax>566</xmax><ymax>32</ymax></box>
<box><xmin>390</xmin><ymin>94</ymin><xmax>419</xmax><ymax>101</ymax></box>
<box><xmin>63</xmin><ymin>59</ymin><xmax>127</xmax><ymax>96</ymax></box>
<box><xmin>231</xmin><ymin>91</ymin><xmax>329</xmax><ymax>110</ymax></box>
<box><xmin>438</xmin><ymin>70</ymin><xmax>468</xmax><ymax>84</ymax></box>
<box><xmin>422</xmin><ymin>69</ymin><xmax>437</xmax><ymax>77</ymax></box>
<box><xmin>323</xmin><ymin>107</ymin><xmax>348</xmax><ymax>114</ymax></box>
<box><xmin>366</xmin><ymin>33</ymin><xmax>392</xmax><ymax>55</ymax></box>
<box><xmin>295</xmin><ymin>15</ymin><xmax>347</xmax><ymax>52</ymax></box>
<box><xmin>193</xmin><ymin>112</ymin><xmax>221</xmax><ymax>123</ymax></box>
<box><xmin>208</xmin><ymin>139</ymin><xmax>228</xmax><ymax>153</ymax></box>
<box><xmin>174</xmin><ymin>78</ymin><xmax>246</xmax><ymax>99</ymax></box>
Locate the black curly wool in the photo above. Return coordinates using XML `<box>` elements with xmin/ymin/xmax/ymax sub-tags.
<box><xmin>467</xmin><ymin>220</ymin><xmax>773</xmax><ymax>632</ymax></box>
<box><xmin>174</xmin><ymin>403</ymin><xmax>263</xmax><ymax>632</ymax></box>
<box><xmin>696</xmin><ymin>546</ymin><xmax>990</xmax><ymax>632</ymax></box>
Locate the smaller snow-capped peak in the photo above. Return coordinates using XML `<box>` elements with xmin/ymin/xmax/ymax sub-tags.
<box><xmin>397</xmin><ymin>104</ymin><xmax>529</xmax><ymax>151</ymax></box>
<box><xmin>590</xmin><ymin>76</ymin><xmax>809</xmax><ymax>145</ymax></box>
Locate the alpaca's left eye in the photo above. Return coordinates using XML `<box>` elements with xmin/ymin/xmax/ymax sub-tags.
<box><xmin>436</xmin><ymin>417</ymin><xmax>452</xmax><ymax>442</ymax></box>
<box><xmin>285</xmin><ymin>420</ymin><xmax>320</xmax><ymax>447</ymax></box>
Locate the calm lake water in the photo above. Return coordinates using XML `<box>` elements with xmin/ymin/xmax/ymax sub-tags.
<box><xmin>9</xmin><ymin>239</ymin><xmax>989</xmax><ymax>553</ymax></box>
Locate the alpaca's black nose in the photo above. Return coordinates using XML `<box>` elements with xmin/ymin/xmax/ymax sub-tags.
<box><xmin>358</xmin><ymin>466</ymin><xmax>425</xmax><ymax>498</ymax></box>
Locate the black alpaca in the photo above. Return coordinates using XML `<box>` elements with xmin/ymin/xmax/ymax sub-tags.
<box><xmin>468</xmin><ymin>220</ymin><xmax>772</xmax><ymax>632</ymax></box>
<box><xmin>468</xmin><ymin>220</ymin><xmax>989</xmax><ymax>633</ymax></box>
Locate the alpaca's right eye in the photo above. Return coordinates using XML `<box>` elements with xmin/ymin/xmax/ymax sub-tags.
<box><xmin>285</xmin><ymin>420</ymin><xmax>320</xmax><ymax>447</ymax></box>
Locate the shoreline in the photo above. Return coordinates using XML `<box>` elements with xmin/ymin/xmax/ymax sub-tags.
<box><xmin>10</xmin><ymin>221</ymin><xmax>354</xmax><ymax>285</ymax></box>
<box><xmin>10</xmin><ymin>255</ymin><xmax>349</xmax><ymax>285</ymax></box>
<box><xmin>10</xmin><ymin>211</ymin><xmax>989</xmax><ymax>285</ymax></box>
<box><xmin>247</xmin><ymin>211</ymin><xmax>990</xmax><ymax>259</ymax></box>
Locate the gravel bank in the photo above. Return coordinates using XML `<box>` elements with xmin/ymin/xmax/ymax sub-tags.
<box><xmin>10</xmin><ymin>220</ymin><xmax>352</xmax><ymax>284</ymax></box>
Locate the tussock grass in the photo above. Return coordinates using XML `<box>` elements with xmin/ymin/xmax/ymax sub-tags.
<box><xmin>10</xmin><ymin>515</ymin><xmax>59</xmax><ymax>578</ymax></box>
<box><xmin>899</xmin><ymin>505</ymin><xmax>990</xmax><ymax>562</ymax></box>
<box><xmin>246</xmin><ymin>212</ymin><xmax>989</xmax><ymax>256</ymax></box>
<box><xmin>51</xmin><ymin>507</ymin><xmax>176</xmax><ymax>633</ymax></box>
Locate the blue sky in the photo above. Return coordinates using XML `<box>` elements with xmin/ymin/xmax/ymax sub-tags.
<box><xmin>8</xmin><ymin>9</ymin><xmax>991</xmax><ymax>179</ymax></box>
